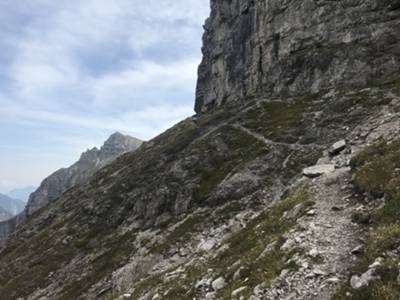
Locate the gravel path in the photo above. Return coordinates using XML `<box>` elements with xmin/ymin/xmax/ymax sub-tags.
<box><xmin>258</xmin><ymin>168</ymin><xmax>365</xmax><ymax>300</ymax></box>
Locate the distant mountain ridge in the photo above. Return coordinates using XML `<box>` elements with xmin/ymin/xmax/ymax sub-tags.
<box><xmin>0</xmin><ymin>194</ymin><xmax>24</xmax><ymax>221</ymax></box>
<box><xmin>0</xmin><ymin>132</ymin><xmax>142</xmax><ymax>240</ymax></box>
<box><xmin>26</xmin><ymin>132</ymin><xmax>142</xmax><ymax>215</ymax></box>
<box><xmin>0</xmin><ymin>207</ymin><xmax>12</xmax><ymax>222</ymax></box>
<box><xmin>6</xmin><ymin>186</ymin><xmax>36</xmax><ymax>203</ymax></box>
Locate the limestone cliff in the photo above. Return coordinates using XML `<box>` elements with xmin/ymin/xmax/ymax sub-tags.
<box><xmin>195</xmin><ymin>0</ymin><xmax>400</xmax><ymax>112</ymax></box>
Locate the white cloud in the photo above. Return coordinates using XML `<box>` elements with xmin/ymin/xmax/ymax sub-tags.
<box><xmin>0</xmin><ymin>1</ymin><xmax>210</xmax><ymax>189</ymax></box>
<box><xmin>89</xmin><ymin>58</ymin><xmax>198</xmax><ymax>108</ymax></box>
<box><xmin>0</xmin><ymin>100</ymin><xmax>193</xmax><ymax>140</ymax></box>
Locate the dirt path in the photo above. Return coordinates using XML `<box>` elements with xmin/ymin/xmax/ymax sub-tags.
<box><xmin>259</xmin><ymin>168</ymin><xmax>365</xmax><ymax>300</ymax></box>
<box><xmin>231</xmin><ymin>123</ymin><xmax>324</xmax><ymax>150</ymax></box>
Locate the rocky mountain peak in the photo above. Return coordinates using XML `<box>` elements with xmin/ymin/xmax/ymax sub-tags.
<box><xmin>25</xmin><ymin>133</ymin><xmax>142</xmax><ymax>216</ymax></box>
<box><xmin>104</xmin><ymin>131</ymin><xmax>129</xmax><ymax>145</ymax></box>
<box><xmin>0</xmin><ymin>132</ymin><xmax>143</xmax><ymax>242</ymax></box>
<box><xmin>100</xmin><ymin>132</ymin><xmax>143</xmax><ymax>159</ymax></box>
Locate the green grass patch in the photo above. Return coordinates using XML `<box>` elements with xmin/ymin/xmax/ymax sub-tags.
<box><xmin>192</xmin><ymin>125</ymin><xmax>268</xmax><ymax>201</ymax></box>
<box><xmin>150</xmin><ymin>212</ymin><xmax>206</xmax><ymax>254</ymax></box>
<box><xmin>210</xmin><ymin>185</ymin><xmax>313</xmax><ymax>299</ymax></box>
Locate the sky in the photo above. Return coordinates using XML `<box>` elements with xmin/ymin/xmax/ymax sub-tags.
<box><xmin>0</xmin><ymin>0</ymin><xmax>210</xmax><ymax>192</ymax></box>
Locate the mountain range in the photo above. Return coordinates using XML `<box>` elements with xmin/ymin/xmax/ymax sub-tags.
<box><xmin>6</xmin><ymin>186</ymin><xmax>37</xmax><ymax>203</ymax></box>
<box><xmin>0</xmin><ymin>194</ymin><xmax>25</xmax><ymax>221</ymax></box>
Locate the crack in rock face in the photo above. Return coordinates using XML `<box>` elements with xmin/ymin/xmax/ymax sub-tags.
<box><xmin>195</xmin><ymin>0</ymin><xmax>400</xmax><ymax>113</ymax></box>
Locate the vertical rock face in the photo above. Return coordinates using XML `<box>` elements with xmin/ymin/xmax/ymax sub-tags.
<box><xmin>195</xmin><ymin>0</ymin><xmax>400</xmax><ymax>113</ymax></box>
<box><xmin>25</xmin><ymin>132</ymin><xmax>142</xmax><ymax>216</ymax></box>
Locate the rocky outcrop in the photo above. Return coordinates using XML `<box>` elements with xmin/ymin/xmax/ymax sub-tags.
<box><xmin>25</xmin><ymin>132</ymin><xmax>142</xmax><ymax>215</ymax></box>
<box><xmin>195</xmin><ymin>0</ymin><xmax>400</xmax><ymax>113</ymax></box>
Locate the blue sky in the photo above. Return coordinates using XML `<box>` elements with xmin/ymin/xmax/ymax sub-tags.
<box><xmin>0</xmin><ymin>0</ymin><xmax>210</xmax><ymax>192</ymax></box>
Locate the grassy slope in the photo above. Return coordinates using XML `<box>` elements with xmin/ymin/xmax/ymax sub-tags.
<box><xmin>334</xmin><ymin>140</ymin><xmax>400</xmax><ymax>300</ymax></box>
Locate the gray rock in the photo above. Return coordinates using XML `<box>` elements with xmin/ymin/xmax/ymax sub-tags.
<box><xmin>326</xmin><ymin>277</ymin><xmax>340</xmax><ymax>284</ymax></box>
<box><xmin>197</xmin><ymin>238</ymin><xmax>217</xmax><ymax>251</ymax></box>
<box><xmin>331</xmin><ymin>205</ymin><xmax>345</xmax><ymax>211</ymax></box>
<box><xmin>303</xmin><ymin>164</ymin><xmax>335</xmax><ymax>177</ymax></box>
<box><xmin>233</xmin><ymin>267</ymin><xmax>245</xmax><ymax>281</ymax></box>
<box><xmin>351</xmin><ymin>245</ymin><xmax>364</xmax><ymax>255</ymax></box>
<box><xmin>205</xmin><ymin>292</ymin><xmax>216</xmax><ymax>300</ymax></box>
<box><xmin>313</xmin><ymin>268</ymin><xmax>327</xmax><ymax>276</ymax></box>
<box><xmin>196</xmin><ymin>278</ymin><xmax>211</xmax><ymax>289</ymax></box>
<box><xmin>316</xmin><ymin>156</ymin><xmax>331</xmax><ymax>165</ymax></box>
<box><xmin>151</xmin><ymin>294</ymin><xmax>160</xmax><ymax>300</ymax></box>
<box><xmin>280</xmin><ymin>238</ymin><xmax>296</xmax><ymax>251</ymax></box>
<box><xmin>232</xmin><ymin>286</ymin><xmax>248</xmax><ymax>297</ymax></box>
<box><xmin>329</xmin><ymin>140</ymin><xmax>347</xmax><ymax>156</ymax></box>
<box><xmin>308</xmin><ymin>248</ymin><xmax>319</xmax><ymax>258</ymax></box>
<box><xmin>350</xmin><ymin>269</ymin><xmax>378</xmax><ymax>289</ymax></box>
<box><xmin>368</xmin><ymin>257</ymin><xmax>384</xmax><ymax>269</ymax></box>
<box><xmin>212</xmin><ymin>277</ymin><xmax>226</xmax><ymax>291</ymax></box>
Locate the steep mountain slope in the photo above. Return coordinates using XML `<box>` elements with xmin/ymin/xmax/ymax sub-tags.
<box><xmin>0</xmin><ymin>194</ymin><xmax>25</xmax><ymax>219</ymax></box>
<box><xmin>0</xmin><ymin>1</ymin><xmax>399</xmax><ymax>300</ymax></box>
<box><xmin>0</xmin><ymin>132</ymin><xmax>142</xmax><ymax>241</ymax></box>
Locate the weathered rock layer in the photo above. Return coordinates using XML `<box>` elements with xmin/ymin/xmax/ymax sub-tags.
<box><xmin>195</xmin><ymin>0</ymin><xmax>400</xmax><ymax>112</ymax></box>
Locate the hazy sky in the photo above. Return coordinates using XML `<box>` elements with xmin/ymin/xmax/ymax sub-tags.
<box><xmin>0</xmin><ymin>0</ymin><xmax>210</xmax><ymax>192</ymax></box>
